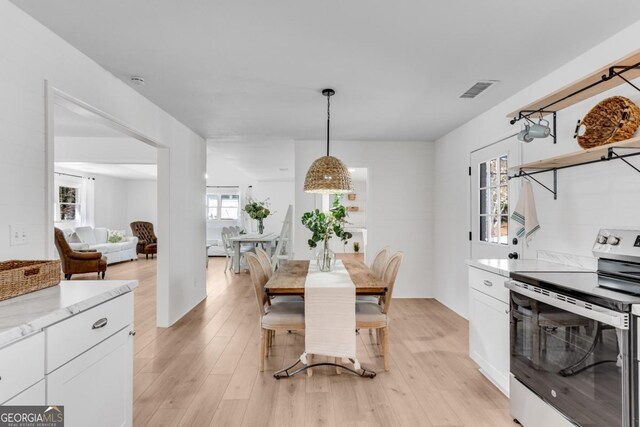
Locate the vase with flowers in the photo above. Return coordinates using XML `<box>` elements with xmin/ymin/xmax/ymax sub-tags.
<box><xmin>243</xmin><ymin>198</ymin><xmax>271</xmax><ymax>234</ymax></box>
<box><xmin>301</xmin><ymin>196</ymin><xmax>353</xmax><ymax>272</ymax></box>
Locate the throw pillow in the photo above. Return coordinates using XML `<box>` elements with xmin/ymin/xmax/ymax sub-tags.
<box><xmin>107</xmin><ymin>230</ymin><xmax>126</xmax><ymax>243</ymax></box>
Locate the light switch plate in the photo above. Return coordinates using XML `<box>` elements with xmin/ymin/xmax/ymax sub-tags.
<box><xmin>10</xmin><ymin>225</ymin><xmax>28</xmax><ymax>246</ymax></box>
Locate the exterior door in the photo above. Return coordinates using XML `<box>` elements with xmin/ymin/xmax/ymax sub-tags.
<box><xmin>470</xmin><ymin>137</ymin><xmax>521</xmax><ymax>259</ymax></box>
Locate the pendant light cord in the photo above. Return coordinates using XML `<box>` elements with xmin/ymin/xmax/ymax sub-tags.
<box><xmin>326</xmin><ymin>93</ymin><xmax>331</xmax><ymax>156</ymax></box>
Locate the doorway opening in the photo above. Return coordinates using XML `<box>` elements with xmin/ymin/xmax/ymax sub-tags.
<box><xmin>46</xmin><ymin>85</ymin><xmax>167</xmax><ymax>326</ymax></box>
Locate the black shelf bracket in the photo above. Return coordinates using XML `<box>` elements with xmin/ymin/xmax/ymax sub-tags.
<box><xmin>508</xmin><ymin>146</ymin><xmax>640</xmax><ymax>200</ymax></box>
<box><xmin>508</xmin><ymin>169</ymin><xmax>557</xmax><ymax>200</ymax></box>
<box><xmin>604</xmin><ymin>147</ymin><xmax>640</xmax><ymax>175</ymax></box>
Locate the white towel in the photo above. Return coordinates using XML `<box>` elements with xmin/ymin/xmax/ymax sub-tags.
<box><xmin>510</xmin><ymin>180</ymin><xmax>540</xmax><ymax>245</ymax></box>
<box><xmin>303</xmin><ymin>260</ymin><xmax>357</xmax><ymax>363</ymax></box>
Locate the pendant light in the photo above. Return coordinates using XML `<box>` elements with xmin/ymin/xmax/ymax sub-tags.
<box><xmin>304</xmin><ymin>89</ymin><xmax>353</xmax><ymax>194</ymax></box>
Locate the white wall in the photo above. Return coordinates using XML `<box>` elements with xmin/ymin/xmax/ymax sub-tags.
<box><xmin>294</xmin><ymin>140</ymin><xmax>434</xmax><ymax>298</ymax></box>
<box><xmin>433</xmin><ymin>20</ymin><xmax>640</xmax><ymax>318</ymax></box>
<box><xmin>94</xmin><ymin>175</ymin><xmax>129</xmax><ymax>231</ymax></box>
<box><xmin>126</xmin><ymin>180</ymin><xmax>157</xmax><ymax>231</ymax></box>
<box><xmin>0</xmin><ymin>0</ymin><xmax>206</xmax><ymax>327</ymax></box>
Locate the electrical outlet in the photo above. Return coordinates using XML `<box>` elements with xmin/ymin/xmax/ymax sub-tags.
<box><xmin>9</xmin><ymin>225</ymin><xmax>28</xmax><ymax>246</ymax></box>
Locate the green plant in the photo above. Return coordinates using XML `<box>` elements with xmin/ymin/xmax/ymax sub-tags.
<box><xmin>301</xmin><ymin>196</ymin><xmax>353</xmax><ymax>249</ymax></box>
<box><xmin>353</xmin><ymin>242</ymin><xmax>360</xmax><ymax>253</ymax></box>
<box><xmin>243</xmin><ymin>198</ymin><xmax>271</xmax><ymax>220</ymax></box>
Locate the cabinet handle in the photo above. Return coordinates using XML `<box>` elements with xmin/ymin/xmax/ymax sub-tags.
<box><xmin>483</xmin><ymin>280</ymin><xmax>493</xmax><ymax>287</ymax></box>
<box><xmin>92</xmin><ymin>318</ymin><xmax>108</xmax><ymax>329</ymax></box>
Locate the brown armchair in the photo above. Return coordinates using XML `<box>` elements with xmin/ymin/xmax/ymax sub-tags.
<box><xmin>130</xmin><ymin>221</ymin><xmax>158</xmax><ymax>259</ymax></box>
<box><xmin>54</xmin><ymin>228</ymin><xmax>107</xmax><ymax>280</ymax></box>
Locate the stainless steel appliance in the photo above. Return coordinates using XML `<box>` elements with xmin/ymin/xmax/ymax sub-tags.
<box><xmin>507</xmin><ymin>229</ymin><xmax>640</xmax><ymax>427</ymax></box>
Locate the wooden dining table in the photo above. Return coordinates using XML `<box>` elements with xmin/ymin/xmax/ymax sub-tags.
<box><xmin>265</xmin><ymin>259</ymin><xmax>387</xmax><ymax>296</ymax></box>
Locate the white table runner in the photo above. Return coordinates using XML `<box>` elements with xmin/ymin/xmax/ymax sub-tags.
<box><xmin>303</xmin><ymin>260</ymin><xmax>357</xmax><ymax>363</ymax></box>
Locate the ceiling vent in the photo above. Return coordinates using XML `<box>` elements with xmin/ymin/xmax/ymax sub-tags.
<box><xmin>459</xmin><ymin>80</ymin><xmax>498</xmax><ymax>99</ymax></box>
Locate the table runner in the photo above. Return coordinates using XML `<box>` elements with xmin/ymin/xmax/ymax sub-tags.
<box><xmin>302</xmin><ymin>260</ymin><xmax>358</xmax><ymax>366</ymax></box>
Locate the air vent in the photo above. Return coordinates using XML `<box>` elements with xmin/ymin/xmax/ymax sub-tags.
<box><xmin>459</xmin><ymin>81</ymin><xmax>498</xmax><ymax>99</ymax></box>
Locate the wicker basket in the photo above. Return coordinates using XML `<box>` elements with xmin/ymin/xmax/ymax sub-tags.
<box><xmin>0</xmin><ymin>260</ymin><xmax>61</xmax><ymax>302</ymax></box>
<box><xmin>577</xmin><ymin>96</ymin><xmax>640</xmax><ymax>149</ymax></box>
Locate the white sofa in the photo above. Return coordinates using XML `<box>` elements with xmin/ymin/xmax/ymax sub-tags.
<box><xmin>70</xmin><ymin>226</ymin><xmax>138</xmax><ymax>265</ymax></box>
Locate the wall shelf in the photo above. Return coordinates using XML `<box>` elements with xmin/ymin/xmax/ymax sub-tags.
<box><xmin>508</xmin><ymin>136</ymin><xmax>640</xmax><ymax>200</ymax></box>
<box><xmin>507</xmin><ymin>49</ymin><xmax>640</xmax><ymax>122</ymax></box>
<box><xmin>509</xmin><ymin>136</ymin><xmax>640</xmax><ymax>172</ymax></box>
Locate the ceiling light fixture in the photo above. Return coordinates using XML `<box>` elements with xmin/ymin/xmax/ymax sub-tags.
<box><xmin>304</xmin><ymin>89</ymin><xmax>353</xmax><ymax>194</ymax></box>
<box><xmin>130</xmin><ymin>76</ymin><xmax>146</xmax><ymax>85</ymax></box>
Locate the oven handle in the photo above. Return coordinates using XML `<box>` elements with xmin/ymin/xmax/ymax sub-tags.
<box><xmin>505</xmin><ymin>280</ymin><xmax>629</xmax><ymax>330</ymax></box>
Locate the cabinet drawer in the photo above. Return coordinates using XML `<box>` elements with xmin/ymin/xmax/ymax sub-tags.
<box><xmin>3</xmin><ymin>380</ymin><xmax>45</xmax><ymax>406</ymax></box>
<box><xmin>469</xmin><ymin>266</ymin><xmax>509</xmax><ymax>303</ymax></box>
<box><xmin>46</xmin><ymin>293</ymin><xmax>133</xmax><ymax>373</ymax></box>
<box><xmin>0</xmin><ymin>333</ymin><xmax>44</xmax><ymax>404</ymax></box>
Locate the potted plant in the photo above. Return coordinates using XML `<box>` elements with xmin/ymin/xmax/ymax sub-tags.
<box><xmin>353</xmin><ymin>242</ymin><xmax>360</xmax><ymax>253</ymax></box>
<box><xmin>243</xmin><ymin>198</ymin><xmax>271</xmax><ymax>234</ymax></box>
<box><xmin>301</xmin><ymin>196</ymin><xmax>353</xmax><ymax>272</ymax></box>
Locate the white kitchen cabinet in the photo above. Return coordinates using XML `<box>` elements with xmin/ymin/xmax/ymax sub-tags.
<box><xmin>4</xmin><ymin>380</ymin><xmax>45</xmax><ymax>405</ymax></box>
<box><xmin>0</xmin><ymin>283</ymin><xmax>135</xmax><ymax>427</ymax></box>
<box><xmin>47</xmin><ymin>327</ymin><xmax>133</xmax><ymax>427</ymax></box>
<box><xmin>0</xmin><ymin>332</ymin><xmax>44</xmax><ymax>404</ymax></box>
<box><xmin>468</xmin><ymin>266</ymin><xmax>510</xmax><ymax>395</ymax></box>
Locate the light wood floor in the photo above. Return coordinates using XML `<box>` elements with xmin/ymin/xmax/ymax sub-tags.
<box><xmin>84</xmin><ymin>256</ymin><xmax>512</xmax><ymax>426</ymax></box>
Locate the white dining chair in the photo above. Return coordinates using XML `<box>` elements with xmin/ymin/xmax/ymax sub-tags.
<box><xmin>246</xmin><ymin>252</ymin><xmax>305</xmax><ymax>371</ymax></box>
<box><xmin>221</xmin><ymin>227</ymin><xmax>252</xmax><ymax>273</ymax></box>
<box><xmin>356</xmin><ymin>251</ymin><xmax>404</xmax><ymax>371</ymax></box>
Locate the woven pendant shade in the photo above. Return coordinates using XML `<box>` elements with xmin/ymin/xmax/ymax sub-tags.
<box><xmin>304</xmin><ymin>155</ymin><xmax>353</xmax><ymax>194</ymax></box>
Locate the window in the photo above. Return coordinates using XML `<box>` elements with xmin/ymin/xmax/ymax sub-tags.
<box><xmin>479</xmin><ymin>155</ymin><xmax>508</xmax><ymax>245</ymax></box>
<box><xmin>206</xmin><ymin>195</ymin><xmax>219</xmax><ymax>220</ymax></box>
<box><xmin>56</xmin><ymin>185</ymin><xmax>80</xmax><ymax>222</ymax></box>
<box><xmin>220</xmin><ymin>194</ymin><xmax>239</xmax><ymax>220</ymax></box>
<box><xmin>206</xmin><ymin>192</ymin><xmax>240</xmax><ymax>221</ymax></box>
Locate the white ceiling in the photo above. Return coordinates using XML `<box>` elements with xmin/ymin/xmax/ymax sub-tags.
<box><xmin>13</xmin><ymin>1</ymin><xmax>640</xmax><ymax>141</ymax></box>
<box><xmin>56</xmin><ymin>162</ymin><xmax>157</xmax><ymax>180</ymax></box>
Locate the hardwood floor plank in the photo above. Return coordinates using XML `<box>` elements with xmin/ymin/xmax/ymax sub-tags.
<box><xmin>99</xmin><ymin>257</ymin><xmax>511</xmax><ymax>427</ymax></box>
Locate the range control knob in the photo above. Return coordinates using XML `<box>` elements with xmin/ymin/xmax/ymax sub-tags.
<box><xmin>597</xmin><ymin>235</ymin><xmax>608</xmax><ymax>244</ymax></box>
<box><xmin>608</xmin><ymin>236</ymin><xmax>620</xmax><ymax>246</ymax></box>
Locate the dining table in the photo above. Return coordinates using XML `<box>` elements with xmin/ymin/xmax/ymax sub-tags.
<box><xmin>265</xmin><ymin>259</ymin><xmax>387</xmax><ymax>296</ymax></box>
<box><xmin>228</xmin><ymin>232</ymin><xmax>280</xmax><ymax>273</ymax></box>
<box><xmin>265</xmin><ymin>258</ymin><xmax>385</xmax><ymax>379</ymax></box>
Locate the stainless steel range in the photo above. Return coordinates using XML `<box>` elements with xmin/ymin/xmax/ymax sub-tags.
<box><xmin>507</xmin><ymin>229</ymin><xmax>640</xmax><ymax>427</ymax></box>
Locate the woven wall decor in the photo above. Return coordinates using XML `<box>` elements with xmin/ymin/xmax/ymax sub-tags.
<box><xmin>576</xmin><ymin>96</ymin><xmax>640</xmax><ymax>149</ymax></box>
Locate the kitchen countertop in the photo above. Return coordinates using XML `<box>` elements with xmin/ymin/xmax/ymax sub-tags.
<box><xmin>0</xmin><ymin>280</ymin><xmax>138</xmax><ymax>349</ymax></box>
<box><xmin>465</xmin><ymin>258</ymin><xmax>591</xmax><ymax>277</ymax></box>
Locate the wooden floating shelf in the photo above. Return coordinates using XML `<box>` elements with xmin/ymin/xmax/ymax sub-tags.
<box><xmin>509</xmin><ymin>136</ymin><xmax>640</xmax><ymax>172</ymax></box>
<box><xmin>507</xmin><ymin>49</ymin><xmax>640</xmax><ymax>119</ymax></box>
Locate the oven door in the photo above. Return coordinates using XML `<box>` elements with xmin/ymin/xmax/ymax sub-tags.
<box><xmin>506</xmin><ymin>280</ymin><xmax>631</xmax><ymax>427</ymax></box>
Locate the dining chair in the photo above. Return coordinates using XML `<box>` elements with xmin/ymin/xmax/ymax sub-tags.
<box><xmin>356</xmin><ymin>251</ymin><xmax>404</xmax><ymax>371</ymax></box>
<box><xmin>370</xmin><ymin>246</ymin><xmax>390</xmax><ymax>279</ymax></box>
<box><xmin>255</xmin><ymin>247</ymin><xmax>302</xmax><ymax>305</ymax></box>
<box><xmin>357</xmin><ymin>246</ymin><xmax>390</xmax><ymax>304</ymax></box>
<box><xmin>221</xmin><ymin>227</ymin><xmax>252</xmax><ymax>273</ymax></box>
<box><xmin>245</xmin><ymin>252</ymin><xmax>305</xmax><ymax>371</ymax></box>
